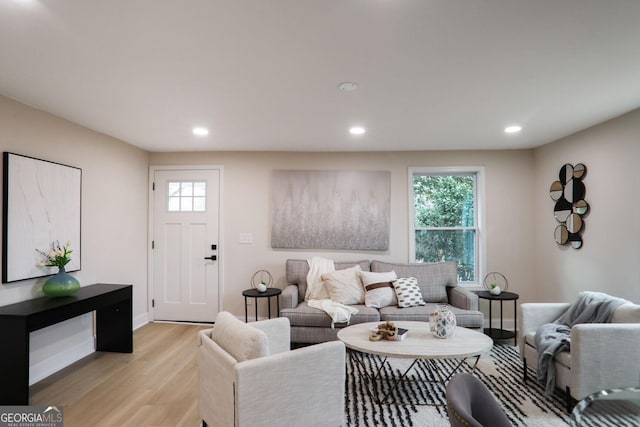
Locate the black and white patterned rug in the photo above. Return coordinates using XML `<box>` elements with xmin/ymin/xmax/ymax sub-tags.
<box><xmin>345</xmin><ymin>344</ymin><xmax>572</xmax><ymax>427</ymax></box>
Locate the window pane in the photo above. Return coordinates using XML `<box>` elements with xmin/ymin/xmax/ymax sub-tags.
<box><xmin>193</xmin><ymin>197</ymin><xmax>206</xmax><ymax>211</ymax></box>
<box><xmin>194</xmin><ymin>182</ymin><xmax>206</xmax><ymax>196</ymax></box>
<box><xmin>415</xmin><ymin>229</ymin><xmax>476</xmax><ymax>282</ymax></box>
<box><xmin>180</xmin><ymin>197</ymin><xmax>192</xmax><ymax>211</ymax></box>
<box><xmin>168</xmin><ymin>182</ymin><xmax>180</xmax><ymax>197</ymax></box>
<box><xmin>168</xmin><ymin>197</ymin><xmax>180</xmax><ymax>211</ymax></box>
<box><xmin>413</xmin><ymin>175</ymin><xmax>475</xmax><ymax>227</ymax></box>
<box><xmin>181</xmin><ymin>182</ymin><xmax>193</xmax><ymax>196</ymax></box>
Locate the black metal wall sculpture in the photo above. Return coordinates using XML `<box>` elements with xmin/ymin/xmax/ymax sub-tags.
<box><xmin>549</xmin><ymin>163</ymin><xmax>589</xmax><ymax>249</ymax></box>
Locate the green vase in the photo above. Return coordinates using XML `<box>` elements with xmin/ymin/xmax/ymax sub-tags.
<box><xmin>42</xmin><ymin>267</ymin><xmax>80</xmax><ymax>297</ymax></box>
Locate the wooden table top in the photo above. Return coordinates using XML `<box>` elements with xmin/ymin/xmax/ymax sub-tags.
<box><xmin>337</xmin><ymin>321</ymin><xmax>493</xmax><ymax>360</ymax></box>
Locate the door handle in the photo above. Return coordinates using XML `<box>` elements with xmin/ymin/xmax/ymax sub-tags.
<box><xmin>204</xmin><ymin>255</ymin><xmax>217</xmax><ymax>261</ymax></box>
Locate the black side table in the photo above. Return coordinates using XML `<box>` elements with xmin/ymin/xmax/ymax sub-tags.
<box><xmin>242</xmin><ymin>288</ymin><xmax>282</xmax><ymax>322</ymax></box>
<box><xmin>476</xmin><ymin>290</ymin><xmax>519</xmax><ymax>346</ymax></box>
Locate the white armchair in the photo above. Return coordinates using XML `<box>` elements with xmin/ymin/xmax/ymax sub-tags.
<box><xmin>198</xmin><ymin>312</ymin><xmax>346</xmax><ymax>427</ymax></box>
<box><xmin>519</xmin><ymin>299</ymin><xmax>640</xmax><ymax>410</ymax></box>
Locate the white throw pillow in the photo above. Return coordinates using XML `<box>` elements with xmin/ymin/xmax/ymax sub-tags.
<box><xmin>212</xmin><ymin>312</ymin><xmax>269</xmax><ymax>362</ymax></box>
<box><xmin>322</xmin><ymin>265</ymin><xmax>364</xmax><ymax>305</ymax></box>
<box><xmin>393</xmin><ymin>277</ymin><xmax>426</xmax><ymax>308</ymax></box>
<box><xmin>360</xmin><ymin>270</ymin><xmax>398</xmax><ymax>308</ymax></box>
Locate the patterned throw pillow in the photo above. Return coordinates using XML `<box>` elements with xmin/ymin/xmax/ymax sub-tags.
<box><xmin>393</xmin><ymin>277</ymin><xmax>426</xmax><ymax>308</ymax></box>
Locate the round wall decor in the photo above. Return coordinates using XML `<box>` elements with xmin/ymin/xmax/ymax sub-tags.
<box><xmin>549</xmin><ymin>163</ymin><xmax>589</xmax><ymax>249</ymax></box>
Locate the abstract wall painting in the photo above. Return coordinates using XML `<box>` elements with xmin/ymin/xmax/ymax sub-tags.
<box><xmin>3</xmin><ymin>152</ymin><xmax>82</xmax><ymax>283</ymax></box>
<box><xmin>271</xmin><ymin>170</ymin><xmax>390</xmax><ymax>250</ymax></box>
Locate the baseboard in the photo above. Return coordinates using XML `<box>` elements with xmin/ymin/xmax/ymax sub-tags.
<box><xmin>133</xmin><ymin>312</ymin><xmax>149</xmax><ymax>330</ymax></box>
<box><xmin>29</xmin><ymin>337</ymin><xmax>95</xmax><ymax>385</ymax></box>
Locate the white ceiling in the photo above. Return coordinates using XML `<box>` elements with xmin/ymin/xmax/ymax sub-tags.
<box><xmin>1</xmin><ymin>0</ymin><xmax>639</xmax><ymax>152</ymax></box>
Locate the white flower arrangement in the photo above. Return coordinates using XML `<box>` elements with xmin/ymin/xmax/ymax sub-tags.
<box><xmin>36</xmin><ymin>240</ymin><xmax>73</xmax><ymax>269</ymax></box>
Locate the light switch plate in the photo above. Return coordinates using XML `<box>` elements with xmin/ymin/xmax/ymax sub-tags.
<box><xmin>239</xmin><ymin>233</ymin><xmax>253</xmax><ymax>244</ymax></box>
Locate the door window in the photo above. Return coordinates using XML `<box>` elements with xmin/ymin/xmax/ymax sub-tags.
<box><xmin>167</xmin><ymin>181</ymin><xmax>206</xmax><ymax>212</ymax></box>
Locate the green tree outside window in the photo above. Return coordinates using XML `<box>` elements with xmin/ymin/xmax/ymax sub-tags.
<box><xmin>413</xmin><ymin>175</ymin><xmax>476</xmax><ymax>282</ymax></box>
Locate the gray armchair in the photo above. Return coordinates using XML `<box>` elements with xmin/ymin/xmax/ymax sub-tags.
<box><xmin>446</xmin><ymin>373</ymin><xmax>512</xmax><ymax>427</ymax></box>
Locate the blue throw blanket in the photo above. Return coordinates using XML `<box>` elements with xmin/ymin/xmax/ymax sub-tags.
<box><xmin>534</xmin><ymin>291</ymin><xmax>627</xmax><ymax>395</ymax></box>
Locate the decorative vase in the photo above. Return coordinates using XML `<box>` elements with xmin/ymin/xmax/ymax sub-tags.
<box><xmin>42</xmin><ymin>267</ymin><xmax>80</xmax><ymax>297</ymax></box>
<box><xmin>490</xmin><ymin>285</ymin><xmax>502</xmax><ymax>296</ymax></box>
<box><xmin>431</xmin><ymin>304</ymin><xmax>456</xmax><ymax>339</ymax></box>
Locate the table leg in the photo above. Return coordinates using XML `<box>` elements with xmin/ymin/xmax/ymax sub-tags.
<box><xmin>488</xmin><ymin>299</ymin><xmax>493</xmax><ymax>335</ymax></box>
<box><xmin>96</xmin><ymin>297</ymin><xmax>133</xmax><ymax>353</ymax></box>
<box><xmin>351</xmin><ymin>350</ymin><xmax>479</xmax><ymax>406</ymax></box>
<box><xmin>0</xmin><ymin>319</ymin><xmax>29</xmax><ymax>404</ymax></box>
<box><xmin>276</xmin><ymin>295</ymin><xmax>280</xmax><ymax>317</ymax></box>
<box><xmin>500</xmin><ymin>299</ymin><xmax>504</xmax><ymax>332</ymax></box>
<box><xmin>244</xmin><ymin>296</ymin><xmax>248</xmax><ymax>322</ymax></box>
<box><xmin>514</xmin><ymin>299</ymin><xmax>518</xmax><ymax>346</ymax></box>
<box><xmin>378</xmin><ymin>359</ymin><xmax>419</xmax><ymax>404</ymax></box>
<box><xmin>268</xmin><ymin>296</ymin><xmax>272</xmax><ymax>319</ymax></box>
<box><xmin>254</xmin><ymin>298</ymin><xmax>258</xmax><ymax>321</ymax></box>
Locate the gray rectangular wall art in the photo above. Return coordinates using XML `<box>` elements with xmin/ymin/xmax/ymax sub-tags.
<box><xmin>3</xmin><ymin>152</ymin><xmax>82</xmax><ymax>283</ymax></box>
<box><xmin>271</xmin><ymin>170</ymin><xmax>390</xmax><ymax>250</ymax></box>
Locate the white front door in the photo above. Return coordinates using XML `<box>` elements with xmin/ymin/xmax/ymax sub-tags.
<box><xmin>151</xmin><ymin>167</ymin><xmax>221</xmax><ymax>322</ymax></box>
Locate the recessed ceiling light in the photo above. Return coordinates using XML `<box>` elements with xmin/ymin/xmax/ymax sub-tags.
<box><xmin>349</xmin><ymin>126</ymin><xmax>366</xmax><ymax>135</ymax></box>
<box><xmin>504</xmin><ymin>125</ymin><xmax>522</xmax><ymax>134</ymax></box>
<box><xmin>193</xmin><ymin>127</ymin><xmax>209</xmax><ymax>136</ymax></box>
<box><xmin>338</xmin><ymin>82</ymin><xmax>358</xmax><ymax>92</ymax></box>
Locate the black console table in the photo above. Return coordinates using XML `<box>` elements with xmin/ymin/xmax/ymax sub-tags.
<box><xmin>0</xmin><ymin>283</ymin><xmax>133</xmax><ymax>405</ymax></box>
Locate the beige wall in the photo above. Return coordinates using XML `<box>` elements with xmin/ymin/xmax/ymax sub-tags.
<box><xmin>0</xmin><ymin>95</ymin><xmax>149</xmax><ymax>383</ymax></box>
<box><xmin>150</xmin><ymin>149</ymin><xmax>536</xmax><ymax>321</ymax></box>
<box><xmin>4</xmin><ymin>88</ymin><xmax>637</xmax><ymax>384</ymax></box>
<box><xmin>533</xmin><ymin>108</ymin><xmax>640</xmax><ymax>304</ymax></box>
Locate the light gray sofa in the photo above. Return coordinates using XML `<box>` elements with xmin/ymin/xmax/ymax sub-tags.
<box><xmin>280</xmin><ymin>259</ymin><xmax>483</xmax><ymax>343</ymax></box>
<box><xmin>519</xmin><ymin>298</ymin><xmax>640</xmax><ymax>410</ymax></box>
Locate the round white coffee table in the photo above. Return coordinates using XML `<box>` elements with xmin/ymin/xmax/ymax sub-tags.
<box><xmin>337</xmin><ymin>321</ymin><xmax>493</xmax><ymax>405</ymax></box>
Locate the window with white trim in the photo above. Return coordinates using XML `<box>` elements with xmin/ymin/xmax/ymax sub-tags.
<box><xmin>167</xmin><ymin>181</ymin><xmax>206</xmax><ymax>212</ymax></box>
<box><xmin>409</xmin><ymin>167</ymin><xmax>484</xmax><ymax>285</ymax></box>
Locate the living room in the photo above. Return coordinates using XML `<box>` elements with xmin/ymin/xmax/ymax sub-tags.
<box><xmin>1</xmin><ymin>1</ymin><xmax>639</xmax><ymax>425</ymax></box>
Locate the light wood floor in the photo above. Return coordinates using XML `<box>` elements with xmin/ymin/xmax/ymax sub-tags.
<box><xmin>30</xmin><ymin>322</ymin><xmax>210</xmax><ymax>427</ymax></box>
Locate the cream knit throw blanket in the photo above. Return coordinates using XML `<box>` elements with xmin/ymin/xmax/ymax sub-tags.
<box><xmin>305</xmin><ymin>257</ymin><xmax>359</xmax><ymax>327</ymax></box>
<box><xmin>305</xmin><ymin>257</ymin><xmax>334</xmax><ymax>301</ymax></box>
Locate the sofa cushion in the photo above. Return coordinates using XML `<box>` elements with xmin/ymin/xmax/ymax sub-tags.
<box><xmin>371</xmin><ymin>261</ymin><xmax>456</xmax><ymax>303</ymax></box>
<box><xmin>280</xmin><ymin>302</ymin><xmax>380</xmax><ymax>328</ymax></box>
<box><xmin>611</xmin><ymin>301</ymin><xmax>640</xmax><ymax>323</ymax></box>
<box><xmin>361</xmin><ymin>270</ymin><xmax>398</xmax><ymax>308</ymax></box>
<box><xmin>212</xmin><ymin>312</ymin><xmax>269</xmax><ymax>362</ymax></box>
<box><xmin>524</xmin><ymin>332</ymin><xmax>571</xmax><ymax>368</ymax></box>
<box><xmin>393</xmin><ymin>277</ymin><xmax>426</xmax><ymax>308</ymax></box>
<box><xmin>286</xmin><ymin>259</ymin><xmax>371</xmax><ymax>302</ymax></box>
<box><xmin>379</xmin><ymin>303</ymin><xmax>483</xmax><ymax>328</ymax></box>
<box><xmin>322</xmin><ymin>265</ymin><xmax>364</xmax><ymax>305</ymax></box>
